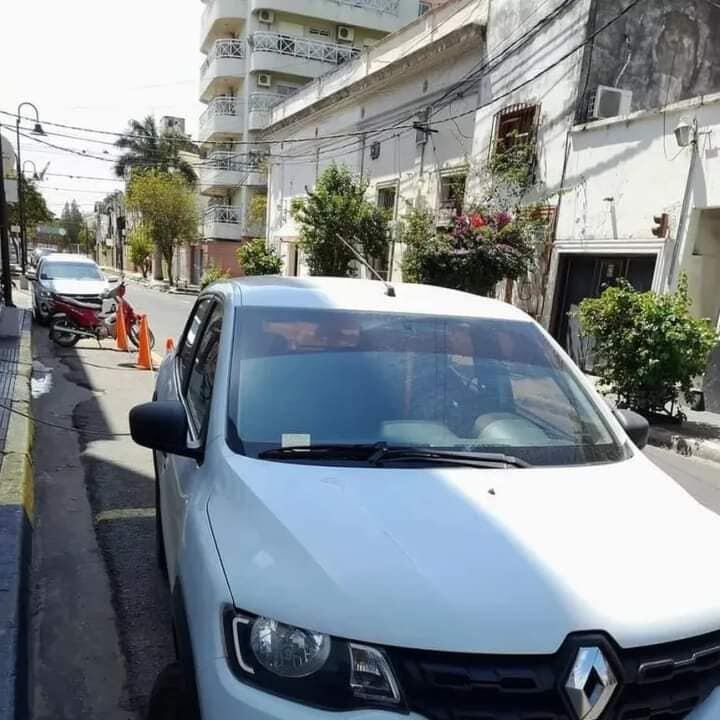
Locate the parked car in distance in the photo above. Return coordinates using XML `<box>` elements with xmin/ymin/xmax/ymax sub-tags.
<box><xmin>30</xmin><ymin>253</ymin><xmax>117</xmax><ymax>324</ymax></box>
<box><xmin>130</xmin><ymin>276</ymin><xmax>720</xmax><ymax>720</ymax></box>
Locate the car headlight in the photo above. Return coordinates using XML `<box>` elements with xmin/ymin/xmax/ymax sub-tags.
<box><xmin>227</xmin><ymin>612</ymin><xmax>403</xmax><ymax>709</ymax></box>
<box><xmin>39</xmin><ymin>288</ymin><xmax>53</xmax><ymax>299</ymax></box>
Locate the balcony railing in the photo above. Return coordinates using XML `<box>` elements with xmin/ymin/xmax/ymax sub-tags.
<box><xmin>204</xmin><ymin>204</ymin><xmax>244</xmax><ymax>225</ymax></box>
<box><xmin>199</xmin><ymin>96</ymin><xmax>243</xmax><ymax>130</ymax></box>
<box><xmin>251</xmin><ymin>31</ymin><xmax>361</xmax><ymax>65</ymax></box>
<box><xmin>204</xmin><ymin>151</ymin><xmax>264</xmax><ymax>173</ymax></box>
<box><xmin>201</xmin><ymin>38</ymin><xmax>246</xmax><ymax>75</ymax></box>
<box><xmin>334</xmin><ymin>0</ymin><xmax>399</xmax><ymax>14</ymax></box>
<box><xmin>248</xmin><ymin>92</ymin><xmax>287</xmax><ymax>112</ymax></box>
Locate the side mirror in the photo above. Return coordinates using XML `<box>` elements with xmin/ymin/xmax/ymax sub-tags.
<box><xmin>613</xmin><ymin>409</ymin><xmax>649</xmax><ymax>449</ymax></box>
<box><xmin>25</xmin><ymin>269</ymin><xmax>37</xmax><ymax>281</ymax></box>
<box><xmin>129</xmin><ymin>401</ymin><xmax>202</xmax><ymax>460</ymax></box>
<box><xmin>107</xmin><ymin>276</ymin><xmax>120</xmax><ymax>283</ymax></box>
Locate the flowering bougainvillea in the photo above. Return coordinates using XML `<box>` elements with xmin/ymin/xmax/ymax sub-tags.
<box><xmin>402</xmin><ymin>207</ymin><xmax>538</xmax><ymax>296</ymax></box>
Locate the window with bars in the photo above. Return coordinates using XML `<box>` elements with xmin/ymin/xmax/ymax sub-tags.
<box><xmin>377</xmin><ymin>186</ymin><xmax>397</xmax><ymax>214</ymax></box>
<box><xmin>439</xmin><ymin>173</ymin><xmax>467</xmax><ymax>212</ymax></box>
<box><xmin>492</xmin><ymin>103</ymin><xmax>539</xmax><ymax>156</ymax></box>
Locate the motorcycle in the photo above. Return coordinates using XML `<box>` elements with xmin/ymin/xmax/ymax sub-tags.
<box><xmin>49</xmin><ymin>281</ymin><xmax>156</xmax><ymax>349</ymax></box>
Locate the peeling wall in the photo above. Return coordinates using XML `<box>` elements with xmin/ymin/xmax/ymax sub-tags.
<box><xmin>578</xmin><ymin>0</ymin><xmax>720</xmax><ymax>118</ymax></box>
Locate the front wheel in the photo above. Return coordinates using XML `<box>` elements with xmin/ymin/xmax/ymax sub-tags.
<box><xmin>49</xmin><ymin>317</ymin><xmax>81</xmax><ymax>347</ymax></box>
<box><xmin>146</xmin><ymin>663</ymin><xmax>199</xmax><ymax>720</ymax></box>
<box><xmin>128</xmin><ymin>322</ymin><xmax>156</xmax><ymax>350</ymax></box>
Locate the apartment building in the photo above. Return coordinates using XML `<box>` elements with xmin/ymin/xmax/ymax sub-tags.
<box><xmin>197</xmin><ymin>0</ymin><xmax>429</xmax><ymax>272</ymax></box>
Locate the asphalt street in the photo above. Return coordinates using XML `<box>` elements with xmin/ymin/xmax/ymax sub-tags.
<box><xmin>25</xmin><ymin>286</ymin><xmax>720</xmax><ymax>718</ymax></box>
<box><xmin>124</xmin><ymin>283</ymin><xmax>195</xmax><ymax>347</ymax></box>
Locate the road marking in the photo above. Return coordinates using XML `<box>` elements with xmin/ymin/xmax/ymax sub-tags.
<box><xmin>96</xmin><ymin>507</ymin><xmax>155</xmax><ymax>523</ymax></box>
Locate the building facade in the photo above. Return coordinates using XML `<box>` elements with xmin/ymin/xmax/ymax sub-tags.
<box><xmin>261</xmin><ymin>0</ymin><xmax>720</xmax><ymax>353</ymax></box>
<box><xmin>197</xmin><ymin>0</ymin><xmax>429</xmax><ymax>273</ymax></box>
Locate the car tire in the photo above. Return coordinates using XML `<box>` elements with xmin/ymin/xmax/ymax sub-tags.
<box><xmin>146</xmin><ymin>663</ymin><xmax>199</xmax><ymax>720</ymax></box>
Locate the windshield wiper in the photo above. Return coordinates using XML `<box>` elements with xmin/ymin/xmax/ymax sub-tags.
<box><xmin>258</xmin><ymin>443</ymin><xmax>386</xmax><ymax>461</ymax></box>
<box><xmin>258</xmin><ymin>443</ymin><xmax>530</xmax><ymax>468</ymax></box>
<box><xmin>367</xmin><ymin>446</ymin><xmax>530</xmax><ymax>468</ymax></box>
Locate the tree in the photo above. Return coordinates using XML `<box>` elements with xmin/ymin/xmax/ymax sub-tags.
<box><xmin>237</xmin><ymin>239</ymin><xmax>282</xmax><ymax>276</ymax></box>
<box><xmin>127</xmin><ymin>224</ymin><xmax>154</xmax><ymax>278</ymax></box>
<box><xmin>78</xmin><ymin>223</ymin><xmax>95</xmax><ymax>256</ymax></box>
<box><xmin>7</xmin><ymin>175</ymin><xmax>53</xmax><ymax>233</ymax></box>
<box><xmin>126</xmin><ymin>170</ymin><xmax>199</xmax><ymax>285</ymax></box>
<box><xmin>60</xmin><ymin>200</ymin><xmax>84</xmax><ymax>249</ymax></box>
<box><xmin>200</xmin><ymin>263</ymin><xmax>231</xmax><ymax>289</ymax></box>
<box><xmin>290</xmin><ymin>164</ymin><xmax>390</xmax><ymax>277</ymax></box>
<box><xmin>115</xmin><ymin>115</ymin><xmax>198</xmax><ymax>187</ymax></box>
<box><xmin>579</xmin><ymin>276</ymin><xmax>718</xmax><ymax>420</ymax></box>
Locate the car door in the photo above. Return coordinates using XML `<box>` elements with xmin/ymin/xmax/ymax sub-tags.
<box><xmin>159</xmin><ymin>297</ymin><xmax>221</xmax><ymax>584</ymax></box>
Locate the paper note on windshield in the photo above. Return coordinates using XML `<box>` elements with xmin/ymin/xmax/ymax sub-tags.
<box><xmin>282</xmin><ymin>433</ymin><xmax>311</xmax><ymax>448</ymax></box>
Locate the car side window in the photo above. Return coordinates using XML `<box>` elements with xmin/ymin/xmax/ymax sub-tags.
<box><xmin>177</xmin><ymin>299</ymin><xmax>214</xmax><ymax>389</ymax></box>
<box><xmin>185</xmin><ymin>305</ymin><xmax>223</xmax><ymax>434</ymax></box>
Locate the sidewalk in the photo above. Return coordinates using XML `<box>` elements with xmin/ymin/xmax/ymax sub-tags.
<box><xmin>100</xmin><ymin>267</ymin><xmax>200</xmax><ymax>296</ymax></box>
<box><xmin>647</xmin><ymin>407</ymin><xmax>720</xmax><ymax>464</ymax></box>
<box><xmin>0</xmin><ymin>305</ymin><xmax>34</xmax><ymax>720</ymax></box>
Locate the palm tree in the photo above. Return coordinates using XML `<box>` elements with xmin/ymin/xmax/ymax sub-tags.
<box><xmin>114</xmin><ymin>115</ymin><xmax>198</xmax><ymax>187</ymax></box>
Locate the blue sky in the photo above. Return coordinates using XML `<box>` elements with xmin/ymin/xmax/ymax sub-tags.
<box><xmin>2</xmin><ymin>0</ymin><xmax>203</xmax><ymax>217</ymax></box>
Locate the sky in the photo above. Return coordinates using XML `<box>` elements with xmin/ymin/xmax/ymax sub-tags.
<box><xmin>1</xmin><ymin>0</ymin><xmax>204</xmax><ymax>218</ymax></box>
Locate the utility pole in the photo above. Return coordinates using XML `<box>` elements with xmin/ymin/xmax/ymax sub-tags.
<box><xmin>0</xmin><ymin>147</ymin><xmax>14</xmax><ymax>306</ymax></box>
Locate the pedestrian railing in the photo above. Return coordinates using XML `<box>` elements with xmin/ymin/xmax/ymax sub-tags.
<box><xmin>334</xmin><ymin>0</ymin><xmax>399</xmax><ymax>13</ymax></box>
<box><xmin>204</xmin><ymin>151</ymin><xmax>264</xmax><ymax>173</ymax></box>
<box><xmin>201</xmin><ymin>38</ymin><xmax>246</xmax><ymax>76</ymax></box>
<box><xmin>204</xmin><ymin>205</ymin><xmax>244</xmax><ymax>225</ymax></box>
<box><xmin>251</xmin><ymin>31</ymin><xmax>361</xmax><ymax>65</ymax></box>
<box><xmin>248</xmin><ymin>92</ymin><xmax>287</xmax><ymax>112</ymax></box>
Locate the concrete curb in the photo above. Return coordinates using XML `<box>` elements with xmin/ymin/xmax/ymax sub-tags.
<box><xmin>648</xmin><ymin>426</ymin><xmax>720</xmax><ymax>465</ymax></box>
<box><xmin>0</xmin><ymin>312</ymin><xmax>34</xmax><ymax>720</ymax></box>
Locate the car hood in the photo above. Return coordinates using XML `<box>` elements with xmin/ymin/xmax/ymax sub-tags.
<box><xmin>43</xmin><ymin>278</ymin><xmax>107</xmax><ymax>295</ymax></box>
<box><xmin>207</xmin><ymin>448</ymin><xmax>720</xmax><ymax>653</ymax></box>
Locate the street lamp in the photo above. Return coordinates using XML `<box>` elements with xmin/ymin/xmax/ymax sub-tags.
<box><xmin>15</xmin><ymin>102</ymin><xmax>45</xmax><ymax>276</ymax></box>
<box><xmin>22</xmin><ymin>160</ymin><xmax>40</xmax><ymax>181</ymax></box>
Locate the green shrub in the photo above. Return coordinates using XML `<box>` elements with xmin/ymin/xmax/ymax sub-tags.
<box><xmin>578</xmin><ymin>276</ymin><xmax>718</xmax><ymax>418</ymax></box>
<box><xmin>127</xmin><ymin>224</ymin><xmax>154</xmax><ymax>278</ymax></box>
<box><xmin>237</xmin><ymin>238</ymin><xmax>281</xmax><ymax>275</ymax></box>
<box><xmin>200</xmin><ymin>263</ymin><xmax>230</xmax><ymax>289</ymax></box>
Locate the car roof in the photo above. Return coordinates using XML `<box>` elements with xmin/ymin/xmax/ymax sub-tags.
<box><xmin>211</xmin><ymin>276</ymin><xmax>532</xmax><ymax>322</ymax></box>
<box><xmin>40</xmin><ymin>254</ymin><xmax>97</xmax><ymax>265</ymax></box>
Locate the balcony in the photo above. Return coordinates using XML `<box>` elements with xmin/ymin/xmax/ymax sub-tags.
<box><xmin>247</xmin><ymin>92</ymin><xmax>286</xmax><ymax>130</ymax></box>
<box><xmin>249</xmin><ymin>31</ymin><xmax>361</xmax><ymax>78</ymax></box>
<box><xmin>201</xmin><ymin>0</ymin><xmax>247</xmax><ymax>52</ymax></box>
<box><xmin>199</xmin><ymin>96</ymin><xmax>244</xmax><ymax>142</ymax></box>
<box><xmin>199</xmin><ymin>39</ymin><xmax>247</xmax><ymax>101</ymax></box>
<box><xmin>203</xmin><ymin>205</ymin><xmax>263</xmax><ymax>240</ymax></box>
<box><xmin>247</xmin><ymin>0</ymin><xmax>411</xmax><ymax>33</ymax></box>
<box><xmin>199</xmin><ymin>151</ymin><xmax>267</xmax><ymax>195</ymax></box>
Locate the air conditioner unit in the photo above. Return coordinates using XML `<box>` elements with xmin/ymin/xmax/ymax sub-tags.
<box><xmin>337</xmin><ymin>26</ymin><xmax>354</xmax><ymax>42</ymax></box>
<box><xmin>257</xmin><ymin>73</ymin><xmax>272</xmax><ymax>88</ymax></box>
<box><xmin>588</xmin><ymin>85</ymin><xmax>632</xmax><ymax>120</ymax></box>
<box><xmin>258</xmin><ymin>9</ymin><xmax>274</xmax><ymax>23</ymax></box>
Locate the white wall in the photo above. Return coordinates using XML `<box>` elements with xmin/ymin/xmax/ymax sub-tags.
<box><xmin>551</xmin><ymin>92</ymin><xmax>720</xmax><ymax>325</ymax></box>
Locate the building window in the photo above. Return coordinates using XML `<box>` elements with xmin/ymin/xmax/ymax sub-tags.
<box><xmin>377</xmin><ymin>186</ymin><xmax>396</xmax><ymax>214</ymax></box>
<box><xmin>492</xmin><ymin>103</ymin><xmax>539</xmax><ymax>157</ymax></box>
<box><xmin>439</xmin><ymin>173</ymin><xmax>467</xmax><ymax>213</ymax></box>
<box><xmin>308</xmin><ymin>27</ymin><xmax>331</xmax><ymax>38</ymax></box>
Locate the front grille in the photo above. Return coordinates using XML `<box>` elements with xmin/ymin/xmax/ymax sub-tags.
<box><xmin>385</xmin><ymin>630</ymin><xmax>720</xmax><ymax>720</ymax></box>
<box><xmin>60</xmin><ymin>294</ymin><xmax>103</xmax><ymax>306</ymax></box>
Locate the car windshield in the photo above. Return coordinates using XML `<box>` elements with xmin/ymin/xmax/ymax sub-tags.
<box><xmin>41</xmin><ymin>262</ymin><xmax>103</xmax><ymax>281</ymax></box>
<box><xmin>228</xmin><ymin>308</ymin><xmax>628</xmax><ymax>467</ymax></box>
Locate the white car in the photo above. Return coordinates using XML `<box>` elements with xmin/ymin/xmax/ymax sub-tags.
<box><xmin>31</xmin><ymin>253</ymin><xmax>116</xmax><ymax>324</ymax></box>
<box><xmin>130</xmin><ymin>277</ymin><xmax>720</xmax><ymax>720</ymax></box>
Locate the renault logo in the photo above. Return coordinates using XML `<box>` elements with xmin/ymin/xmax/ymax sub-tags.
<box><xmin>564</xmin><ymin>646</ymin><xmax>618</xmax><ymax>720</ymax></box>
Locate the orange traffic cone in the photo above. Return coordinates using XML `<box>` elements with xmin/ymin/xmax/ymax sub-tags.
<box><xmin>115</xmin><ymin>298</ymin><xmax>130</xmax><ymax>352</ymax></box>
<box><xmin>136</xmin><ymin>314</ymin><xmax>154</xmax><ymax>370</ymax></box>
<box><xmin>165</xmin><ymin>337</ymin><xmax>175</xmax><ymax>355</ymax></box>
